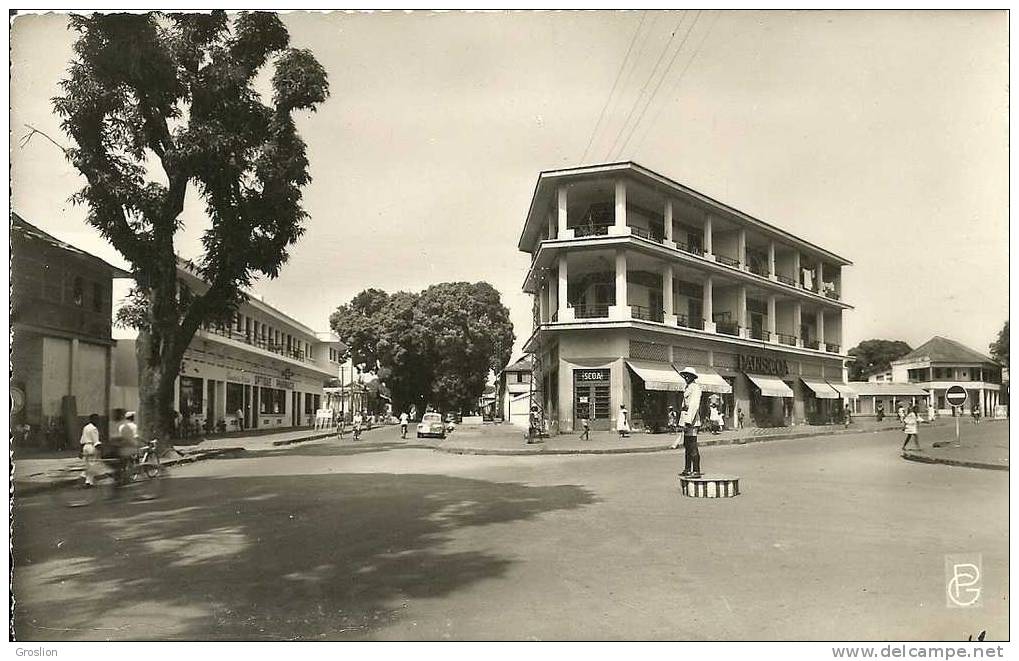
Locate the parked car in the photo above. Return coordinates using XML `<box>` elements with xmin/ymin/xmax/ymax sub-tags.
<box><xmin>417</xmin><ymin>412</ymin><xmax>446</xmax><ymax>439</ymax></box>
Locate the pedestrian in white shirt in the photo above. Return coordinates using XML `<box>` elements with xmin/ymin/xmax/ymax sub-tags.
<box><xmin>901</xmin><ymin>405</ymin><xmax>921</xmax><ymax>451</ymax></box>
<box><xmin>673</xmin><ymin>367</ymin><xmax>704</xmax><ymax>477</ymax></box>
<box><xmin>79</xmin><ymin>413</ymin><xmax>101</xmax><ymax>486</ymax></box>
<box><xmin>399</xmin><ymin>411</ymin><xmax>409</xmax><ymax>439</ymax></box>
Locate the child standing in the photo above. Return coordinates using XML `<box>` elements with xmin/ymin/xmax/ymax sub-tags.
<box><xmin>901</xmin><ymin>405</ymin><xmax>921</xmax><ymax>451</ymax></box>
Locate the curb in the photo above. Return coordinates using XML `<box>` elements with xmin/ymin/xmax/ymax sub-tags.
<box><xmin>901</xmin><ymin>451</ymin><xmax>1008</xmax><ymax>472</ymax></box>
<box><xmin>435</xmin><ymin>424</ymin><xmax>907</xmax><ymax>456</ymax></box>
<box><xmin>15</xmin><ymin>446</ymin><xmax>249</xmax><ymax>496</ymax></box>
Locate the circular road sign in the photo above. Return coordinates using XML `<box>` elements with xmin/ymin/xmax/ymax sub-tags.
<box><xmin>945</xmin><ymin>385</ymin><xmax>968</xmax><ymax>407</ymax></box>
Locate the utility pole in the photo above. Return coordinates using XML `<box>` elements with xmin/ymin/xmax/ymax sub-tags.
<box><xmin>527</xmin><ymin>280</ymin><xmax>546</xmax><ymax>444</ymax></box>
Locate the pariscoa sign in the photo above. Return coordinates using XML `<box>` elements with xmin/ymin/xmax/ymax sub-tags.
<box><xmin>738</xmin><ymin>354</ymin><xmax>789</xmax><ymax>377</ymax></box>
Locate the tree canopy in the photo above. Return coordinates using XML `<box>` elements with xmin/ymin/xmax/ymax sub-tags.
<box><xmin>330</xmin><ymin>282</ymin><xmax>515</xmax><ymax>413</ymax></box>
<box><xmin>847</xmin><ymin>339</ymin><xmax>913</xmax><ymax>381</ymax></box>
<box><xmin>51</xmin><ymin>12</ymin><xmax>329</xmax><ymax>440</ymax></box>
<box><xmin>989</xmin><ymin>320</ymin><xmax>1009</xmax><ymax>365</ymax></box>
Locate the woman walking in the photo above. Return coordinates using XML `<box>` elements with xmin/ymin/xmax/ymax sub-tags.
<box><xmin>617</xmin><ymin>404</ymin><xmax>630</xmax><ymax>439</ymax></box>
<box><xmin>901</xmin><ymin>404</ymin><xmax>921</xmax><ymax>451</ymax></box>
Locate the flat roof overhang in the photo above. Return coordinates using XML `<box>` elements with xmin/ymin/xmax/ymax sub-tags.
<box><xmin>521</xmin><ymin>319</ymin><xmax>852</xmax><ymax>358</ymax></box>
<box><xmin>517</xmin><ymin>161</ymin><xmax>853</xmax><ymax>267</ymax></box>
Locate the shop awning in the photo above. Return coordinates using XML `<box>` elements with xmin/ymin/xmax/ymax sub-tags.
<box><xmin>828</xmin><ymin>381</ymin><xmax>857</xmax><ymax>398</ymax></box>
<box><xmin>625</xmin><ymin>360</ymin><xmax>685</xmax><ymax>392</ymax></box>
<box><xmin>673</xmin><ymin>364</ymin><xmax>732</xmax><ymax>394</ymax></box>
<box><xmin>848</xmin><ymin>382</ymin><xmax>931</xmax><ymax>397</ymax></box>
<box><xmin>746</xmin><ymin>373</ymin><xmax>794</xmax><ymax>398</ymax></box>
<box><xmin>801</xmin><ymin>377</ymin><xmax>841</xmax><ymax>399</ymax></box>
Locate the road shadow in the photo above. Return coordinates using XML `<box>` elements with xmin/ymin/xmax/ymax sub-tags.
<box><xmin>13</xmin><ymin>472</ymin><xmax>596</xmax><ymax>641</ymax></box>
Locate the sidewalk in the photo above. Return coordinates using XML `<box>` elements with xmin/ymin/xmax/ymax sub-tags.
<box><xmin>433</xmin><ymin>418</ymin><xmax>925</xmax><ymax>455</ymax></box>
<box><xmin>902</xmin><ymin>419</ymin><xmax>1009</xmax><ymax>471</ymax></box>
<box><xmin>12</xmin><ymin>424</ymin><xmax>355</xmax><ymax>495</ymax></box>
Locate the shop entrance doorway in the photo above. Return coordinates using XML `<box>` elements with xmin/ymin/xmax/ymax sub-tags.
<box><xmin>574</xmin><ymin>369</ymin><xmax>610</xmax><ymax>431</ymax></box>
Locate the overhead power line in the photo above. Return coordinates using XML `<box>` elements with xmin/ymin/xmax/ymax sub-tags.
<box><xmin>604</xmin><ymin>11</ymin><xmax>690</xmax><ymax>161</ymax></box>
<box><xmin>631</xmin><ymin>11</ymin><xmax>722</xmax><ymax>155</ymax></box>
<box><xmin>578</xmin><ymin>11</ymin><xmax>648</xmax><ymax>166</ymax></box>
<box><xmin>613</xmin><ymin>10</ymin><xmax>704</xmax><ymax>161</ymax></box>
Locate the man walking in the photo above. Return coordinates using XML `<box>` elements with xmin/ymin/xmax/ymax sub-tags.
<box><xmin>667</xmin><ymin>405</ymin><xmax>678</xmax><ymax>434</ymax></box>
<box><xmin>674</xmin><ymin>367</ymin><xmax>703</xmax><ymax>478</ymax></box>
<box><xmin>399</xmin><ymin>411</ymin><xmax>409</xmax><ymax>439</ymax></box>
<box><xmin>79</xmin><ymin>413</ymin><xmax>101</xmax><ymax>486</ymax></box>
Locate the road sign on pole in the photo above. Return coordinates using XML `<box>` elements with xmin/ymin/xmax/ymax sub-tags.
<box><xmin>945</xmin><ymin>385</ymin><xmax>968</xmax><ymax>447</ymax></box>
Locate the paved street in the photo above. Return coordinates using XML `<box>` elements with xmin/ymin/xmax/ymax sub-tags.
<box><xmin>12</xmin><ymin>424</ymin><xmax>1007</xmax><ymax>641</ymax></box>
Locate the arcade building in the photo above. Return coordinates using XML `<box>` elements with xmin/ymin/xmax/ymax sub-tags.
<box><xmin>518</xmin><ymin>162</ymin><xmax>854</xmax><ymax>433</ymax></box>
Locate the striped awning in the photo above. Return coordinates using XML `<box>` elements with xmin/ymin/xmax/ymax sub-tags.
<box><xmin>746</xmin><ymin>373</ymin><xmax>794</xmax><ymax>398</ymax></box>
<box><xmin>673</xmin><ymin>364</ymin><xmax>732</xmax><ymax>394</ymax></box>
<box><xmin>801</xmin><ymin>377</ymin><xmax>841</xmax><ymax>399</ymax></box>
<box><xmin>625</xmin><ymin>360</ymin><xmax>685</xmax><ymax>392</ymax></box>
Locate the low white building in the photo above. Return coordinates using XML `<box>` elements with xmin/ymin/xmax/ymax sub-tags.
<box><xmin>497</xmin><ymin>357</ymin><xmax>533</xmax><ymax>427</ymax></box>
<box><xmin>890</xmin><ymin>336</ymin><xmax>1004</xmax><ymax>417</ymax></box>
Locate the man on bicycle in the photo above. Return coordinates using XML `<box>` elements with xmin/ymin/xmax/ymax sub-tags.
<box><xmin>114</xmin><ymin>411</ymin><xmax>140</xmax><ymax>486</ymax></box>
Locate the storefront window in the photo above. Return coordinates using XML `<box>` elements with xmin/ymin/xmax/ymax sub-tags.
<box><xmin>260</xmin><ymin>387</ymin><xmax>286</xmax><ymax>415</ymax></box>
<box><xmin>226</xmin><ymin>383</ymin><xmax>244</xmax><ymax>414</ymax></box>
<box><xmin>179</xmin><ymin>376</ymin><xmax>204</xmax><ymax>416</ymax></box>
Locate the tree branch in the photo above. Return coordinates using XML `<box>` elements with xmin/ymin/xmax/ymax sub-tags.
<box><xmin>18</xmin><ymin>124</ymin><xmax>71</xmax><ymax>154</ymax></box>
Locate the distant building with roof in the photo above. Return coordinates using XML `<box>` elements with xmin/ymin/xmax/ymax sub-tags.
<box><xmin>10</xmin><ymin>213</ymin><xmax>128</xmax><ymax>449</ymax></box>
<box><xmin>890</xmin><ymin>336</ymin><xmax>1004</xmax><ymax>417</ymax></box>
<box><xmin>497</xmin><ymin>357</ymin><xmax>533</xmax><ymax>426</ymax></box>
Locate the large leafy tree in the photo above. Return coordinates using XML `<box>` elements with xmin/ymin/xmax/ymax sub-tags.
<box><xmin>847</xmin><ymin>339</ymin><xmax>913</xmax><ymax>381</ymax></box>
<box><xmin>327</xmin><ymin>288</ymin><xmax>391</xmax><ymax>370</ymax></box>
<box><xmin>52</xmin><ymin>12</ymin><xmax>329</xmax><ymax>443</ymax></box>
<box><xmin>331</xmin><ymin>283</ymin><xmax>515</xmax><ymax>414</ymax></box>
<box><xmin>989</xmin><ymin>320</ymin><xmax>1009</xmax><ymax>365</ymax></box>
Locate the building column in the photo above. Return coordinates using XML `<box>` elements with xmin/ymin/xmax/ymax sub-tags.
<box><xmin>815</xmin><ymin>262</ymin><xmax>823</xmax><ymax>293</ymax></box>
<box><xmin>609</xmin><ymin>179</ymin><xmax>629</xmax><ymax>236</ymax></box>
<box><xmin>547</xmin><ymin>211</ymin><xmax>555</xmax><ymax>240</ymax></box>
<box><xmin>548</xmin><ymin>274</ymin><xmax>558</xmax><ymax>322</ymax></box>
<box><xmin>979</xmin><ymin>388</ymin><xmax>986</xmax><ymax>417</ymax></box>
<box><xmin>767</xmin><ymin>295</ymin><xmax>777</xmax><ymax>342</ymax></box>
<box><xmin>662</xmin><ymin>263</ymin><xmax>677</xmax><ymax>325</ymax></box>
<box><xmin>610</xmin><ymin>249</ymin><xmax>629</xmax><ymax>319</ymax></box>
<box><xmin>663</xmin><ymin>199</ymin><xmax>676</xmax><ymax>249</ymax></box>
<box><xmin>816</xmin><ymin>309</ymin><xmax>825</xmax><ymax>350</ymax></box>
<box><xmin>538</xmin><ymin>282</ymin><xmax>548</xmax><ymax>323</ymax></box>
<box><xmin>703</xmin><ymin>276</ymin><xmax>715</xmax><ymax>332</ymax></box>
<box><xmin>768</xmin><ymin>241</ymin><xmax>777</xmax><ymax>280</ymax></box>
<box><xmin>557</xmin><ymin>186</ymin><xmax>573</xmax><ymax>239</ymax></box>
<box><xmin>703</xmin><ymin>212</ymin><xmax>714</xmax><ymax>260</ymax></box>
<box><xmin>737</xmin><ymin>228</ymin><xmax>747</xmax><ymax>269</ymax></box>
<box><xmin>793</xmin><ymin>252</ymin><xmax>802</xmax><ymax>288</ymax></box>
<box><xmin>738</xmin><ymin>285</ymin><xmax>748</xmax><ymax>335</ymax></box>
<box><xmin>794</xmin><ymin>302</ymin><xmax>803</xmax><ymax>347</ymax></box>
<box><xmin>557</xmin><ymin>254</ymin><xmax>572</xmax><ymax>321</ymax></box>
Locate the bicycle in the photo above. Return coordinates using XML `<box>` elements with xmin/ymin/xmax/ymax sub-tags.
<box><xmin>58</xmin><ymin>440</ymin><xmax>167</xmax><ymax>507</ymax></box>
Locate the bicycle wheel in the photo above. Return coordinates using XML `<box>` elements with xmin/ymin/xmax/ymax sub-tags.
<box><xmin>56</xmin><ymin>475</ymin><xmax>105</xmax><ymax>508</ymax></box>
<box><xmin>141</xmin><ymin>456</ymin><xmax>163</xmax><ymax>480</ymax></box>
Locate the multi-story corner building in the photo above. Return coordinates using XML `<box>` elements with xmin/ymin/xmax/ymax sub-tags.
<box><xmin>10</xmin><ymin>213</ymin><xmax>128</xmax><ymax>449</ymax></box>
<box><xmin>890</xmin><ymin>336</ymin><xmax>1004</xmax><ymax>417</ymax></box>
<box><xmin>518</xmin><ymin>162</ymin><xmax>854</xmax><ymax>433</ymax></box>
<box><xmin>113</xmin><ymin>261</ymin><xmax>346</xmax><ymax>432</ymax></box>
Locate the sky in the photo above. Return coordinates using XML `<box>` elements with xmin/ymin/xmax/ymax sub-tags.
<box><xmin>9</xmin><ymin>10</ymin><xmax>1009</xmax><ymax>362</ymax></box>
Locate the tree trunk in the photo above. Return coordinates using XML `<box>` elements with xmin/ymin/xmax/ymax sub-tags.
<box><xmin>136</xmin><ymin>328</ymin><xmax>176</xmax><ymax>450</ymax></box>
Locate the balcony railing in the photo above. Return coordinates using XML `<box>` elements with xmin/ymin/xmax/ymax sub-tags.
<box><xmin>715</xmin><ymin>253</ymin><xmax>740</xmax><ymax>268</ymax></box>
<box><xmin>776</xmin><ymin>274</ymin><xmax>796</xmax><ymax>286</ymax></box>
<box><xmin>676</xmin><ymin>314</ymin><xmax>705</xmax><ymax>330</ymax></box>
<box><xmin>826</xmin><ymin>343</ymin><xmax>841</xmax><ymax>354</ymax></box>
<box><xmin>573</xmin><ymin>304</ymin><xmax>610</xmax><ymax>319</ymax></box>
<box><xmin>573</xmin><ymin>224</ymin><xmax>611</xmax><ymax>238</ymax></box>
<box><xmin>204</xmin><ymin>325</ymin><xmax>314</xmax><ymax>363</ymax></box>
<box><xmin>804</xmin><ymin>339</ymin><xmax>820</xmax><ymax>350</ymax></box>
<box><xmin>824</xmin><ymin>290</ymin><xmax>841</xmax><ymax>301</ymax></box>
<box><xmin>745</xmin><ymin>262</ymin><xmax>768</xmax><ymax>277</ymax></box>
<box><xmin>776</xmin><ymin>333</ymin><xmax>798</xmax><ymax>346</ymax></box>
<box><xmin>748</xmin><ymin>328</ymin><xmax>771</xmax><ymax>341</ymax></box>
<box><xmin>631</xmin><ymin>305</ymin><xmax>664</xmax><ymax>323</ymax></box>
<box><xmin>674</xmin><ymin>241</ymin><xmax>704</xmax><ymax>257</ymax></box>
<box><xmin>715</xmin><ymin>320</ymin><xmax>741</xmax><ymax>336</ymax></box>
<box><xmin>631</xmin><ymin>227</ymin><xmax>663</xmax><ymax>243</ymax></box>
